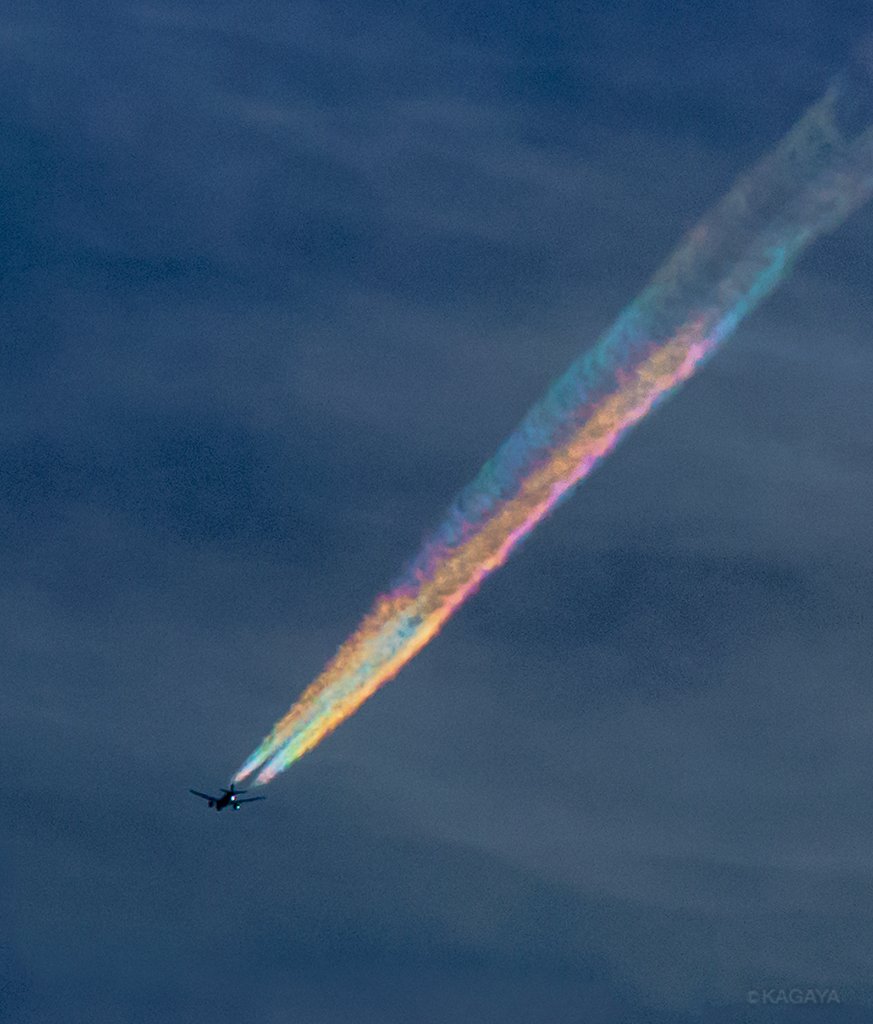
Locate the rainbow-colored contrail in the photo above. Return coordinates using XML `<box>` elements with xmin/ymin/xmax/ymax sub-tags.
<box><xmin>236</xmin><ymin>45</ymin><xmax>873</xmax><ymax>786</ymax></box>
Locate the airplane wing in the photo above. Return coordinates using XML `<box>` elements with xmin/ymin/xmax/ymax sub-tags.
<box><xmin>189</xmin><ymin>790</ymin><xmax>218</xmax><ymax>801</ymax></box>
<box><xmin>235</xmin><ymin>796</ymin><xmax>266</xmax><ymax>803</ymax></box>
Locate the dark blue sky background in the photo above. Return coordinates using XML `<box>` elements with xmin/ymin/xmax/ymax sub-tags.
<box><xmin>4</xmin><ymin>3</ymin><xmax>873</xmax><ymax>1022</ymax></box>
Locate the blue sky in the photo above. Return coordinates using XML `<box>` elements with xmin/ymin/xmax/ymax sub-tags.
<box><xmin>4</xmin><ymin>3</ymin><xmax>873</xmax><ymax>1022</ymax></box>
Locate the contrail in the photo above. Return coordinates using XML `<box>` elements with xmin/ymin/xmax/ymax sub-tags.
<box><xmin>236</xmin><ymin>44</ymin><xmax>873</xmax><ymax>786</ymax></box>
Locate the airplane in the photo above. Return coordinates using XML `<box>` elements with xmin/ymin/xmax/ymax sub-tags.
<box><xmin>189</xmin><ymin>783</ymin><xmax>265</xmax><ymax>812</ymax></box>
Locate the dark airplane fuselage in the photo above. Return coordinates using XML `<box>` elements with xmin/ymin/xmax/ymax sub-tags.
<box><xmin>190</xmin><ymin>783</ymin><xmax>261</xmax><ymax>812</ymax></box>
<box><xmin>210</xmin><ymin>791</ymin><xmax>239</xmax><ymax>811</ymax></box>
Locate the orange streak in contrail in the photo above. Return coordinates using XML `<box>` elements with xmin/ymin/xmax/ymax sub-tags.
<box><xmin>240</xmin><ymin>330</ymin><xmax>713</xmax><ymax>784</ymax></box>
<box><xmin>235</xmin><ymin>44</ymin><xmax>873</xmax><ymax>785</ymax></box>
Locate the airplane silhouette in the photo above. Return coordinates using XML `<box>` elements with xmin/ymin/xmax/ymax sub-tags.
<box><xmin>189</xmin><ymin>783</ymin><xmax>265</xmax><ymax>812</ymax></box>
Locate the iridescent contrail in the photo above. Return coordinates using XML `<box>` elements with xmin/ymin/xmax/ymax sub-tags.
<box><xmin>236</xmin><ymin>45</ymin><xmax>873</xmax><ymax>786</ymax></box>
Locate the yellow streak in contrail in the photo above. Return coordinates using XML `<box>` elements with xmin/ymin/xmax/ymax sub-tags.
<box><xmin>242</xmin><ymin>328</ymin><xmax>710</xmax><ymax>784</ymax></box>
<box><xmin>236</xmin><ymin>44</ymin><xmax>873</xmax><ymax>785</ymax></box>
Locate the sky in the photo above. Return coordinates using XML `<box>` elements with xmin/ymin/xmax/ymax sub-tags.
<box><xmin>3</xmin><ymin>2</ymin><xmax>873</xmax><ymax>1022</ymax></box>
